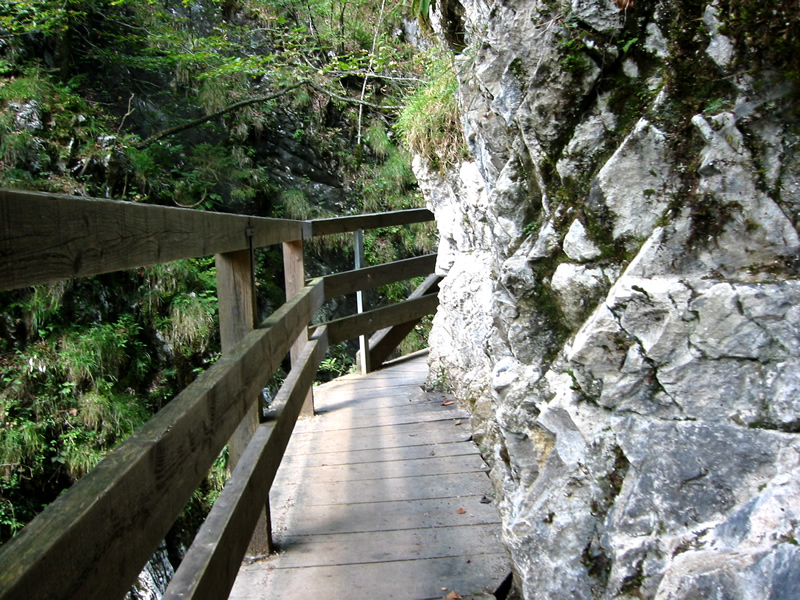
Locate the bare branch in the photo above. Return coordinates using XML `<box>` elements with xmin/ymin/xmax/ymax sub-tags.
<box><xmin>132</xmin><ymin>80</ymin><xmax>401</xmax><ymax>149</ymax></box>
<box><xmin>117</xmin><ymin>93</ymin><xmax>136</xmax><ymax>133</ymax></box>
<box><xmin>325</xmin><ymin>70</ymin><xmax>425</xmax><ymax>83</ymax></box>
<box><xmin>304</xmin><ymin>79</ymin><xmax>402</xmax><ymax>111</ymax></box>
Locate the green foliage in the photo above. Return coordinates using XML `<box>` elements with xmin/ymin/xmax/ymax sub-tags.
<box><xmin>620</xmin><ymin>37</ymin><xmax>638</xmax><ymax>55</ymax></box>
<box><xmin>396</xmin><ymin>51</ymin><xmax>467</xmax><ymax>172</ymax></box>
<box><xmin>0</xmin><ymin>0</ymin><xmax>436</xmax><ymax>218</ymax></box>
<box><xmin>168</xmin><ymin>292</ymin><xmax>218</xmax><ymax>354</ymax></box>
<box><xmin>523</xmin><ymin>220</ymin><xmax>540</xmax><ymax>237</ymax></box>
<box><xmin>408</xmin><ymin>221</ymin><xmax>438</xmax><ymax>254</ymax></box>
<box><xmin>142</xmin><ymin>258</ymin><xmax>219</xmax><ymax>356</ymax></box>
<box><xmin>0</xmin><ymin>67</ymin><xmax>115</xmax><ymax>192</ymax></box>
<box><xmin>60</xmin><ymin>314</ymin><xmax>145</xmax><ymax>384</ymax></box>
<box><xmin>559</xmin><ymin>35</ymin><xmax>591</xmax><ymax>73</ymax></box>
<box><xmin>397</xmin><ymin>313</ymin><xmax>432</xmax><ymax>357</ymax></box>
<box><xmin>364</xmin><ymin>226</ymin><xmax>399</xmax><ymax>265</ymax></box>
<box><xmin>0</xmin><ymin>258</ymin><xmax>221</xmax><ymax>545</ymax></box>
<box><xmin>281</xmin><ymin>188</ymin><xmax>313</xmax><ymax>219</ymax></box>
<box><xmin>360</xmin><ymin>146</ymin><xmax>418</xmax><ymax>213</ymax></box>
<box><xmin>364</xmin><ymin>120</ymin><xmax>393</xmax><ymax>158</ymax></box>
<box><xmin>0</xmin><ymin>0</ymin><xmax>83</xmax><ymax>37</ymax></box>
<box><xmin>718</xmin><ymin>0</ymin><xmax>800</xmax><ymax>84</ymax></box>
<box><xmin>318</xmin><ymin>343</ymin><xmax>354</xmax><ymax>380</ymax></box>
<box><xmin>0</xmin><ymin>0</ymin><xmax>439</xmax><ymax>547</ymax></box>
<box><xmin>409</xmin><ymin>0</ymin><xmax>433</xmax><ymax>29</ymax></box>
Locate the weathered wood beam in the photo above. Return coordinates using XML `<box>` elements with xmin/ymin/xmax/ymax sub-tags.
<box><xmin>216</xmin><ymin>248</ymin><xmax>272</xmax><ymax>555</ymax></box>
<box><xmin>323</xmin><ymin>294</ymin><xmax>439</xmax><ymax>345</ymax></box>
<box><xmin>162</xmin><ymin>327</ymin><xmax>329</xmax><ymax>600</ymax></box>
<box><xmin>309</xmin><ymin>208</ymin><xmax>433</xmax><ymax>237</ymax></box>
<box><xmin>0</xmin><ymin>280</ymin><xmax>324</xmax><ymax>600</ymax></box>
<box><xmin>322</xmin><ymin>254</ymin><xmax>437</xmax><ymax>299</ymax></box>
<box><xmin>354</xmin><ymin>229</ymin><xmax>370</xmax><ymax>375</ymax></box>
<box><xmin>0</xmin><ymin>189</ymin><xmax>309</xmax><ymax>291</ymax></box>
<box><xmin>368</xmin><ymin>274</ymin><xmax>442</xmax><ymax>369</ymax></box>
<box><xmin>283</xmin><ymin>239</ymin><xmax>314</xmax><ymax>415</ymax></box>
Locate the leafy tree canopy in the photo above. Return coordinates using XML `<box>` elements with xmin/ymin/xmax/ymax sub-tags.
<box><xmin>0</xmin><ymin>0</ymin><xmax>447</xmax><ymax>552</ymax></box>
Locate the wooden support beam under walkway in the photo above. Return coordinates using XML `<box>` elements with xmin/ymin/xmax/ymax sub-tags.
<box><xmin>229</xmin><ymin>351</ymin><xmax>511</xmax><ymax>600</ymax></box>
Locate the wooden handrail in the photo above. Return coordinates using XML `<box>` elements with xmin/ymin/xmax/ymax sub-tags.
<box><xmin>0</xmin><ymin>189</ymin><xmax>440</xmax><ymax>600</ymax></box>
<box><xmin>163</xmin><ymin>327</ymin><xmax>329</xmax><ymax>600</ymax></box>
<box><xmin>0</xmin><ymin>190</ymin><xmax>433</xmax><ymax>291</ymax></box>
<box><xmin>0</xmin><ymin>280</ymin><xmax>325</xmax><ymax>600</ymax></box>
<box><xmin>309</xmin><ymin>208</ymin><xmax>433</xmax><ymax>237</ymax></box>
<box><xmin>367</xmin><ymin>273</ymin><xmax>441</xmax><ymax>367</ymax></box>
<box><xmin>0</xmin><ymin>189</ymin><xmax>310</xmax><ymax>291</ymax></box>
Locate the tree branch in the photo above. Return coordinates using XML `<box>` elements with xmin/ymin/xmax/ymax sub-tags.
<box><xmin>132</xmin><ymin>80</ymin><xmax>401</xmax><ymax>149</ymax></box>
<box><xmin>304</xmin><ymin>79</ymin><xmax>401</xmax><ymax>111</ymax></box>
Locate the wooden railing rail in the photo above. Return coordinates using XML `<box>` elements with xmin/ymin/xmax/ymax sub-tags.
<box><xmin>322</xmin><ymin>293</ymin><xmax>439</xmax><ymax>345</ymax></box>
<box><xmin>0</xmin><ymin>190</ymin><xmax>438</xmax><ymax>600</ymax></box>
<box><xmin>322</xmin><ymin>253</ymin><xmax>436</xmax><ymax>299</ymax></box>
<box><xmin>163</xmin><ymin>326</ymin><xmax>330</xmax><ymax>600</ymax></box>
<box><xmin>308</xmin><ymin>207</ymin><xmax>433</xmax><ymax>237</ymax></box>
<box><xmin>0</xmin><ymin>280</ymin><xmax>325</xmax><ymax>600</ymax></box>
<box><xmin>0</xmin><ymin>189</ymin><xmax>433</xmax><ymax>292</ymax></box>
<box><xmin>0</xmin><ymin>189</ymin><xmax>309</xmax><ymax>291</ymax></box>
<box><xmin>365</xmin><ymin>272</ymin><xmax>441</xmax><ymax>367</ymax></box>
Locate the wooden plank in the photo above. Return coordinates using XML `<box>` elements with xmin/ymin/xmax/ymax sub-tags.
<box><xmin>301</xmin><ymin>385</ymin><xmax>432</xmax><ymax>414</ymax></box>
<box><xmin>231</xmin><ymin>353</ymin><xmax>510</xmax><ymax>600</ymax></box>
<box><xmin>277</xmin><ymin>441</ymin><xmax>478</xmax><ymax>469</ymax></box>
<box><xmin>294</xmin><ymin>407</ymin><xmax>467</xmax><ymax>433</ymax></box>
<box><xmin>231</xmin><ymin>553</ymin><xmax>509</xmax><ymax>600</ymax></box>
<box><xmin>319</xmin><ymin>377</ymin><xmax>428</xmax><ymax>394</ymax></box>
<box><xmin>323</xmin><ymin>294</ymin><xmax>439</xmax><ymax>345</ymax></box>
<box><xmin>319</xmin><ymin>350</ymin><xmax>431</xmax><ymax>387</ymax></box>
<box><xmin>267</xmin><ymin>524</ymin><xmax>506</xmax><ymax>568</ymax></box>
<box><xmin>0</xmin><ymin>280</ymin><xmax>324</xmax><ymax>600</ymax></box>
<box><xmin>323</xmin><ymin>369</ymin><xmax>430</xmax><ymax>385</ymax></box>
<box><xmin>312</xmin><ymin>396</ymin><xmax>466</xmax><ymax>419</ymax></box>
<box><xmin>275</xmin><ymin>494</ymin><xmax>501</xmax><ymax>537</ymax></box>
<box><xmin>163</xmin><ymin>328</ymin><xmax>329</xmax><ymax>600</ymax></box>
<box><xmin>0</xmin><ymin>189</ymin><xmax>307</xmax><ymax>290</ymax></box>
<box><xmin>286</xmin><ymin>420</ymin><xmax>471</xmax><ymax>453</ymax></box>
<box><xmin>270</xmin><ymin>471</ymin><xmax>494</xmax><ymax>508</ymax></box>
<box><xmin>271</xmin><ymin>454</ymin><xmax>488</xmax><ymax>484</ymax></box>
<box><xmin>316</xmin><ymin>384</ymin><xmax>428</xmax><ymax>405</ymax></box>
<box><xmin>309</xmin><ymin>208</ymin><xmax>433</xmax><ymax>237</ymax></box>
<box><xmin>323</xmin><ymin>254</ymin><xmax>437</xmax><ymax>299</ymax></box>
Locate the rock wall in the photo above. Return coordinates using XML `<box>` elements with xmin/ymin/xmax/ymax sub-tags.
<box><xmin>420</xmin><ymin>0</ymin><xmax>800</xmax><ymax>597</ymax></box>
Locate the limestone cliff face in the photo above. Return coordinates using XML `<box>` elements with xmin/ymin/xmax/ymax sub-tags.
<box><xmin>419</xmin><ymin>0</ymin><xmax>800</xmax><ymax>597</ymax></box>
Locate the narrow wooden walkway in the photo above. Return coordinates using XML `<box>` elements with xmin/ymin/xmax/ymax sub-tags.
<box><xmin>229</xmin><ymin>351</ymin><xmax>510</xmax><ymax>600</ymax></box>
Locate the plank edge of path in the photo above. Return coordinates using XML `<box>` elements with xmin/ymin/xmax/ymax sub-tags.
<box><xmin>229</xmin><ymin>351</ymin><xmax>512</xmax><ymax>600</ymax></box>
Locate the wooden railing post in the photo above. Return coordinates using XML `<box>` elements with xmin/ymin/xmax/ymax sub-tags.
<box><xmin>283</xmin><ymin>238</ymin><xmax>315</xmax><ymax>415</ymax></box>
<box><xmin>354</xmin><ymin>229</ymin><xmax>371</xmax><ymax>374</ymax></box>
<box><xmin>216</xmin><ymin>231</ymin><xmax>273</xmax><ymax>555</ymax></box>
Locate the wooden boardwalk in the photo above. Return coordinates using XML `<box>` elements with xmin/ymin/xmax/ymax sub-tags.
<box><xmin>229</xmin><ymin>351</ymin><xmax>510</xmax><ymax>600</ymax></box>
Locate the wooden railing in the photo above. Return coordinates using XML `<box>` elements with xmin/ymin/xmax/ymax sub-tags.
<box><xmin>0</xmin><ymin>189</ymin><xmax>440</xmax><ymax>600</ymax></box>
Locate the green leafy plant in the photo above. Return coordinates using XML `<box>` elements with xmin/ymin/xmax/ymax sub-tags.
<box><xmin>396</xmin><ymin>50</ymin><xmax>467</xmax><ymax>172</ymax></box>
<box><xmin>718</xmin><ymin>0</ymin><xmax>800</xmax><ymax>84</ymax></box>
<box><xmin>318</xmin><ymin>344</ymin><xmax>354</xmax><ymax>380</ymax></box>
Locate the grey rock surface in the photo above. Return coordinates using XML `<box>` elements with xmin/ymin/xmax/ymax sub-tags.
<box><xmin>418</xmin><ymin>0</ymin><xmax>800</xmax><ymax>597</ymax></box>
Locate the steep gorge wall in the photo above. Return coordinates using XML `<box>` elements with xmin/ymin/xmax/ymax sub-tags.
<box><xmin>420</xmin><ymin>0</ymin><xmax>800</xmax><ymax>597</ymax></box>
